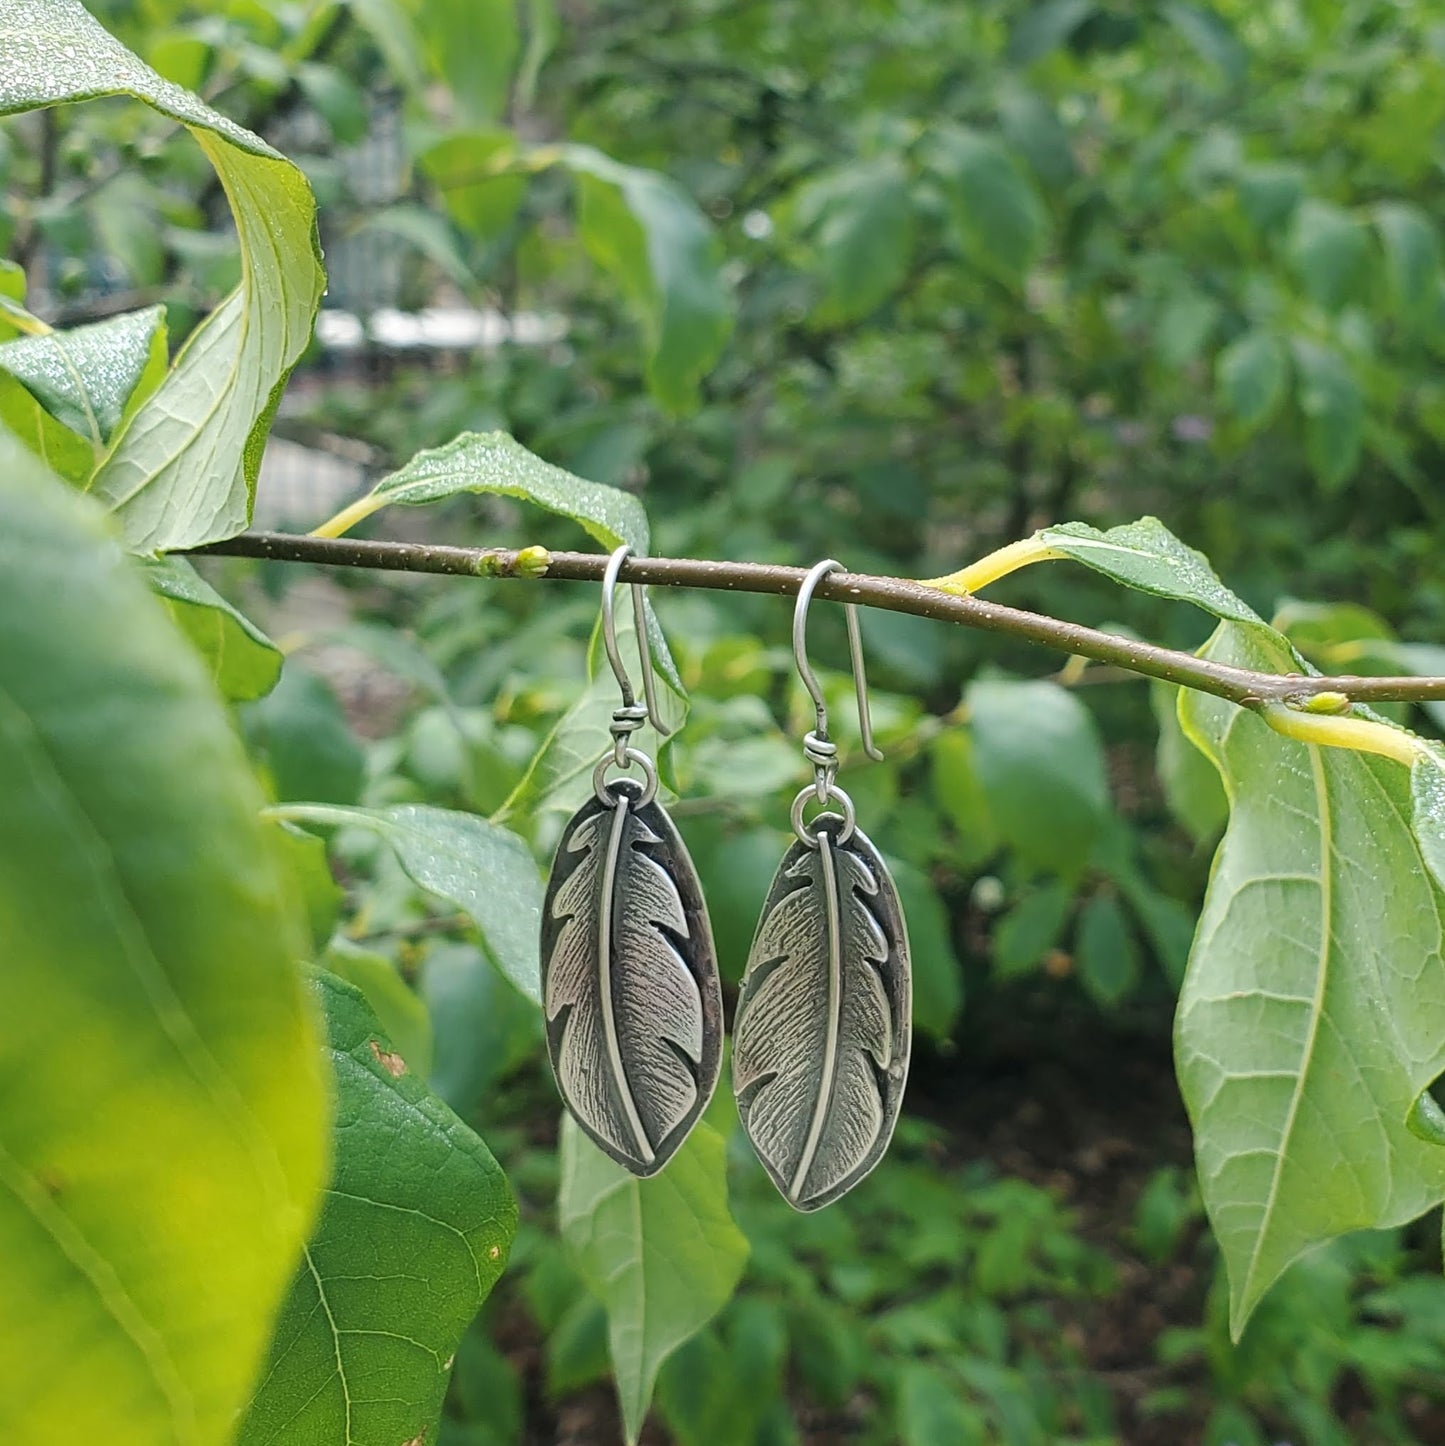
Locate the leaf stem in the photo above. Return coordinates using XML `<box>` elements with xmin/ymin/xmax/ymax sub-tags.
<box><xmin>191</xmin><ymin>530</ymin><xmax>1445</xmax><ymax>708</ymax></box>
<box><xmin>1259</xmin><ymin>703</ymin><xmax>1428</xmax><ymax>767</ymax></box>
<box><xmin>922</xmin><ymin>537</ymin><xmax>1066</xmax><ymax>594</ymax></box>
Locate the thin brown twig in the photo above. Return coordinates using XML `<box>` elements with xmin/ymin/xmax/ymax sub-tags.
<box><xmin>191</xmin><ymin>531</ymin><xmax>1445</xmax><ymax>709</ymax></box>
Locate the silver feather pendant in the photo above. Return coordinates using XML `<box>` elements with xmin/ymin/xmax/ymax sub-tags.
<box><xmin>732</xmin><ymin>812</ymin><xmax>911</xmax><ymax>1211</ymax></box>
<box><xmin>541</xmin><ymin>778</ymin><xmax>723</xmax><ymax>1175</ymax></box>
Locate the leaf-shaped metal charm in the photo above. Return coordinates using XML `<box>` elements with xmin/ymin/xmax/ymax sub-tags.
<box><xmin>732</xmin><ymin>813</ymin><xmax>911</xmax><ymax>1210</ymax></box>
<box><xmin>541</xmin><ymin>778</ymin><xmax>722</xmax><ymax>1175</ymax></box>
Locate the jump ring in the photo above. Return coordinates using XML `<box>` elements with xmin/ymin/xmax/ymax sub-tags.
<box><xmin>593</xmin><ymin>746</ymin><xmax>659</xmax><ymax>808</ymax></box>
<box><xmin>790</xmin><ymin>783</ymin><xmax>857</xmax><ymax>848</ymax></box>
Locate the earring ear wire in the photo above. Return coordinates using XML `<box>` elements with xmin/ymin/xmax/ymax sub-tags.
<box><xmin>600</xmin><ymin>544</ymin><xmax>669</xmax><ymax>737</ymax></box>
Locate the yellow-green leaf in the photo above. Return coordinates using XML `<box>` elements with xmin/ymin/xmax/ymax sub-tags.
<box><xmin>0</xmin><ymin>433</ymin><xmax>329</xmax><ymax>1444</ymax></box>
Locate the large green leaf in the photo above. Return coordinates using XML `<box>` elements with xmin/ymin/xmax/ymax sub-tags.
<box><xmin>0</xmin><ymin>0</ymin><xmax>325</xmax><ymax>551</ymax></box>
<box><xmin>1177</xmin><ymin>622</ymin><xmax>1445</xmax><ymax>1336</ymax></box>
<box><xmin>276</xmin><ymin>803</ymin><xmax>544</xmax><ymax>1003</ymax></box>
<box><xmin>238</xmin><ymin>972</ymin><xmax>515</xmax><ymax>1446</ymax></box>
<box><xmin>410</xmin><ymin>0</ymin><xmax>518</xmax><ymax>125</ymax></box>
<box><xmin>1215</xmin><ymin>329</ymin><xmax>1288</xmax><ymax>434</ymax></box>
<box><xmin>928</xmin><ymin>127</ymin><xmax>1048</xmax><ymax>286</ymax></box>
<box><xmin>966</xmin><ymin>678</ymin><xmax>1109</xmax><ymax>877</ymax></box>
<box><xmin>0</xmin><ymin>305</ymin><xmax>166</xmax><ymax>452</ymax></box>
<box><xmin>804</xmin><ymin>158</ymin><xmax>917</xmax><ymax>323</ymax></box>
<box><xmin>559</xmin><ymin>144</ymin><xmax>732</xmax><ymax>413</ymax></box>
<box><xmin>1037</xmin><ymin>517</ymin><xmax>1267</xmax><ymax>629</ymax></box>
<box><xmin>558</xmin><ymin>1116</ymin><xmax>748</xmax><ymax>1445</ymax></box>
<box><xmin>330</xmin><ymin>429</ymin><xmax>650</xmax><ymax>552</ymax></box>
<box><xmin>143</xmin><ymin>557</ymin><xmax>282</xmax><ymax>702</ymax></box>
<box><xmin>1375</xmin><ymin>202</ymin><xmax>1442</xmax><ymax>330</ymax></box>
<box><xmin>0</xmin><ymin>436</ymin><xmax>328</xmax><ymax>1443</ymax></box>
<box><xmin>1290</xmin><ymin>339</ymin><xmax>1364</xmax><ymax>491</ymax></box>
<box><xmin>1287</xmin><ymin>199</ymin><xmax>1369</xmax><ymax>311</ymax></box>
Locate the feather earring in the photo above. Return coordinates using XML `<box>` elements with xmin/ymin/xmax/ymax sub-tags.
<box><xmin>732</xmin><ymin>560</ymin><xmax>912</xmax><ymax>1211</ymax></box>
<box><xmin>540</xmin><ymin>547</ymin><xmax>722</xmax><ymax>1175</ymax></box>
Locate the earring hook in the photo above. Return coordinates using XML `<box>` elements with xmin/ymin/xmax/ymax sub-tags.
<box><xmin>601</xmin><ymin>544</ymin><xmax>669</xmax><ymax>736</ymax></box>
<box><xmin>793</xmin><ymin>559</ymin><xmax>884</xmax><ymax>764</ymax></box>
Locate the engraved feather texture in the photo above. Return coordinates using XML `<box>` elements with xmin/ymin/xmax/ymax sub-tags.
<box><xmin>541</xmin><ymin>779</ymin><xmax>722</xmax><ymax>1175</ymax></box>
<box><xmin>732</xmin><ymin>816</ymin><xmax>911</xmax><ymax>1210</ymax></box>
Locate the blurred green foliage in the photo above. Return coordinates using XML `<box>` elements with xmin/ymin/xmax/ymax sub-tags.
<box><xmin>8</xmin><ymin>0</ymin><xmax>1445</xmax><ymax>1442</ymax></box>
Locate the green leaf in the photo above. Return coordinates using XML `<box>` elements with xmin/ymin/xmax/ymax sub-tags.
<box><xmin>322</xmin><ymin>939</ymin><xmax>435</xmax><ymax>1077</ymax></box>
<box><xmin>270</xmin><ymin>818</ymin><xmax>343</xmax><ymax>953</ymax></box>
<box><xmin>558</xmin><ymin>1115</ymin><xmax>748</xmax><ymax>1445</ymax></box>
<box><xmin>0</xmin><ymin>369</ymin><xmax>93</xmax><ymax>481</ymax></box>
<box><xmin>1215</xmin><ymin>330</ymin><xmax>1288</xmax><ymax>434</ymax></box>
<box><xmin>897</xmin><ymin>1362</ymin><xmax>988</xmax><ymax>1446</ymax></box>
<box><xmin>808</xmin><ymin>157</ymin><xmax>916</xmax><ymax>322</ymax></box>
<box><xmin>1037</xmin><ymin>517</ymin><xmax>1266</xmax><ymax>629</ymax></box>
<box><xmin>278</xmin><ymin>803</ymin><xmax>544</xmax><ymax>1003</ymax></box>
<box><xmin>143</xmin><ymin>557</ymin><xmax>282</xmax><ymax>701</ymax></box>
<box><xmin>992</xmin><ymin>878</ymin><xmax>1073</xmax><ymax>978</ymax></box>
<box><xmin>238</xmin><ymin>972</ymin><xmax>515</xmax><ymax>1446</ymax></box>
<box><xmin>1074</xmin><ymin>893</ymin><xmax>1141</xmax><ymax>1006</ymax></box>
<box><xmin>0</xmin><ymin>304</ymin><xmax>166</xmax><ymax>452</ymax></box>
<box><xmin>558</xmin><ymin>144</ymin><xmax>732</xmax><ymax>412</ymax></box>
<box><xmin>295</xmin><ymin>61</ymin><xmax>368</xmax><ymax>144</ymax></box>
<box><xmin>0</xmin><ymin>435</ymin><xmax>328</xmax><ymax>1443</ymax></box>
<box><xmin>1152</xmin><ymin>680</ymin><xmax>1227</xmax><ymax>845</ymax></box>
<box><xmin>1177</xmin><ymin>621</ymin><xmax>1445</xmax><ymax>1337</ymax></box>
<box><xmin>412</xmin><ymin>0</ymin><xmax>519</xmax><ymax>125</ymax></box>
<box><xmin>1287</xmin><ymin>199</ymin><xmax>1369</xmax><ymax>311</ymax></box>
<box><xmin>420</xmin><ymin>130</ymin><xmax>526</xmax><ymax>241</ymax></box>
<box><xmin>1006</xmin><ymin>0</ymin><xmax>1095</xmax><ymax>65</ymax></box>
<box><xmin>344</xmin><ymin>429</ymin><xmax>650</xmax><ymax>553</ymax></box>
<box><xmin>351</xmin><ymin>202</ymin><xmax>476</xmax><ymax>291</ymax></box>
<box><xmin>967</xmin><ymin>679</ymin><xmax>1109</xmax><ymax>876</ymax></box>
<box><xmin>929</xmin><ymin>127</ymin><xmax>1048</xmax><ymax>286</ymax></box>
<box><xmin>1291</xmin><ymin>339</ymin><xmax>1364</xmax><ymax>490</ymax></box>
<box><xmin>1163</xmin><ymin>2</ymin><xmax>1246</xmax><ymax>82</ymax></box>
<box><xmin>0</xmin><ymin>0</ymin><xmax>325</xmax><ymax>551</ymax></box>
<box><xmin>1374</xmin><ymin>201</ymin><xmax>1442</xmax><ymax>332</ymax></box>
<box><xmin>889</xmin><ymin>857</ymin><xmax>964</xmax><ymax>1040</ymax></box>
<box><xmin>246</xmin><ymin>665</ymin><xmax>365</xmax><ymax>806</ymax></box>
<box><xmin>1235</xmin><ymin>161</ymin><xmax>1304</xmax><ymax>233</ymax></box>
<box><xmin>928</xmin><ymin>729</ymin><xmax>999</xmax><ymax>868</ymax></box>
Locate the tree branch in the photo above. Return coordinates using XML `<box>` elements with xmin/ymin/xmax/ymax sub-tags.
<box><xmin>192</xmin><ymin>531</ymin><xmax>1445</xmax><ymax>709</ymax></box>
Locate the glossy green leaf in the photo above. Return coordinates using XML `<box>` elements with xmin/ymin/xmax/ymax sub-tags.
<box><xmin>1287</xmin><ymin>199</ymin><xmax>1369</xmax><ymax>311</ymax></box>
<box><xmin>560</xmin><ymin>144</ymin><xmax>732</xmax><ymax>412</ymax></box>
<box><xmin>967</xmin><ymin>679</ymin><xmax>1109</xmax><ymax>877</ymax></box>
<box><xmin>0</xmin><ymin>437</ymin><xmax>328</xmax><ymax>1444</ymax></box>
<box><xmin>1374</xmin><ymin>201</ymin><xmax>1442</xmax><ymax>331</ymax></box>
<box><xmin>1075</xmin><ymin>893</ymin><xmax>1141</xmax><ymax>1006</ymax></box>
<box><xmin>238</xmin><ymin>972</ymin><xmax>514</xmax><ymax>1446</ymax></box>
<box><xmin>0</xmin><ymin>304</ymin><xmax>166</xmax><ymax>452</ymax></box>
<box><xmin>350</xmin><ymin>429</ymin><xmax>649</xmax><ymax>552</ymax></box>
<box><xmin>0</xmin><ymin>0</ymin><xmax>325</xmax><ymax>551</ymax></box>
<box><xmin>0</xmin><ymin>369</ymin><xmax>92</xmax><ymax>481</ymax></box>
<box><xmin>1177</xmin><ymin>621</ymin><xmax>1445</xmax><ymax>1337</ymax></box>
<box><xmin>929</xmin><ymin>127</ymin><xmax>1048</xmax><ymax>285</ymax></box>
<box><xmin>270</xmin><ymin>819</ymin><xmax>343</xmax><ymax>953</ymax></box>
<box><xmin>1038</xmin><ymin>517</ymin><xmax>1266</xmax><ymax>628</ymax></box>
<box><xmin>1291</xmin><ymin>339</ymin><xmax>1364</xmax><ymax>490</ymax></box>
<box><xmin>558</xmin><ymin>1116</ymin><xmax>748</xmax><ymax>1445</ymax></box>
<box><xmin>322</xmin><ymin>940</ymin><xmax>434</xmax><ymax>1077</ymax></box>
<box><xmin>143</xmin><ymin>557</ymin><xmax>282</xmax><ymax>701</ymax></box>
<box><xmin>808</xmin><ymin>157</ymin><xmax>916</xmax><ymax>322</ymax></box>
<box><xmin>1215</xmin><ymin>330</ymin><xmax>1288</xmax><ymax>433</ymax></box>
<box><xmin>277</xmin><ymin>803</ymin><xmax>544</xmax><ymax>1003</ymax></box>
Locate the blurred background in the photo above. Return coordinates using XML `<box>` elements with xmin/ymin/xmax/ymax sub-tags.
<box><xmin>8</xmin><ymin>2</ymin><xmax>1445</xmax><ymax>1442</ymax></box>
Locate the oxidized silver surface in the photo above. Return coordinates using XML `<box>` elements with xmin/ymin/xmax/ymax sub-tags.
<box><xmin>732</xmin><ymin>812</ymin><xmax>911</xmax><ymax>1211</ymax></box>
<box><xmin>542</xmin><ymin>777</ymin><xmax>722</xmax><ymax>1175</ymax></box>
